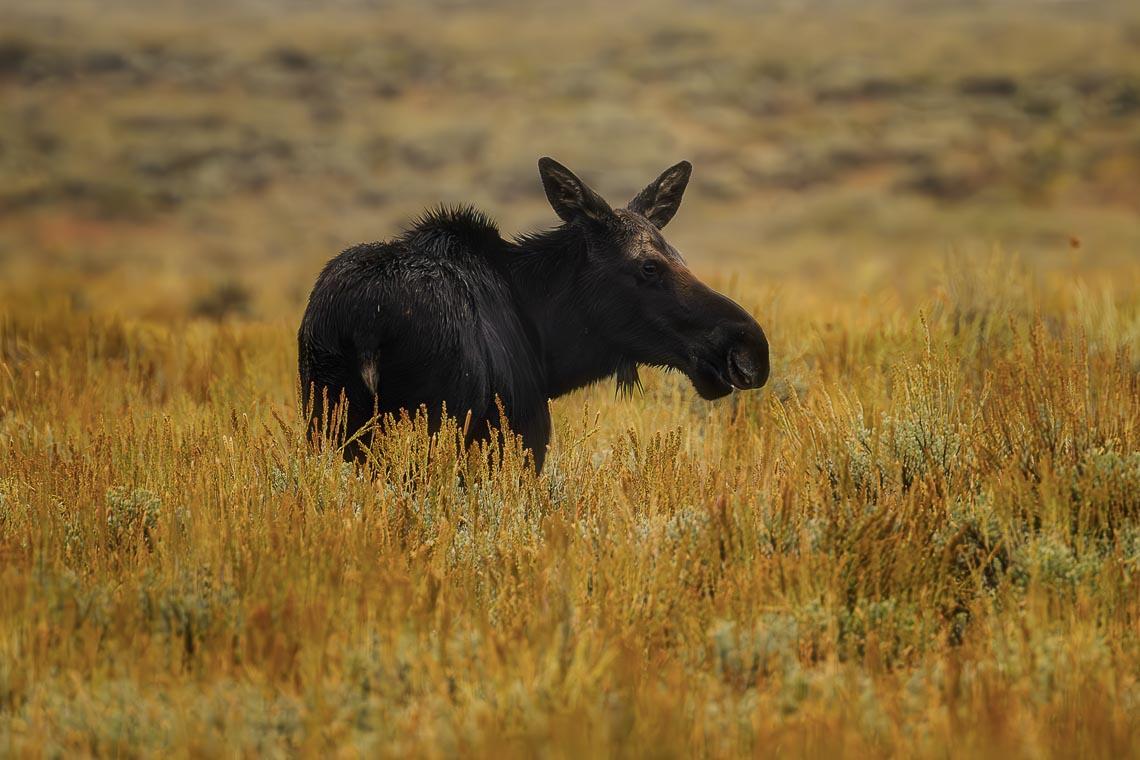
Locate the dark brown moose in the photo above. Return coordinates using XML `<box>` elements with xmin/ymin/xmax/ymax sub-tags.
<box><xmin>298</xmin><ymin>158</ymin><xmax>769</xmax><ymax>470</ymax></box>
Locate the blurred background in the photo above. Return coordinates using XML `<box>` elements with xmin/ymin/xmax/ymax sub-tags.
<box><xmin>1</xmin><ymin>0</ymin><xmax>1138</xmax><ymax>322</ymax></box>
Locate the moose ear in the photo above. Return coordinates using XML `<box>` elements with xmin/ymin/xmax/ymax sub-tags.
<box><xmin>627</xmin><ymin>160</ymin><xmax>692</xmax><ymax>229</ymax></box>
<box><xmin>538</xmin><ymin>157</ymin><xmax>613</xmax><ymax>225</ymax></box>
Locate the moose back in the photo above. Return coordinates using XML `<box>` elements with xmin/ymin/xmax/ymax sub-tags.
<box><xmin>298</xmin><ymin>157</ymin><xmax>769</xmax><ymax>471</ymax></box>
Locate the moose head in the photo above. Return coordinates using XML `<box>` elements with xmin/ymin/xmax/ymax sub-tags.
<box><xmin>535</xmin><ymin>157</ymin><xmax>770</xmax><ymax>401</ymax></box>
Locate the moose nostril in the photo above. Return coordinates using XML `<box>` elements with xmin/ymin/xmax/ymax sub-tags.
<box><xmin>728</xmin><ymin>342</ymin><xmax>769</xmax><ymax>388</ymax></box>
<box><xmin>729</xmin><ymin>350</ymin><xmax>751</xmax><ymax>383</ymax></box>
<box><xmin>728</xmin><ymin>346</ymin><xmax>758</xmax><ymax>387</ymax></box>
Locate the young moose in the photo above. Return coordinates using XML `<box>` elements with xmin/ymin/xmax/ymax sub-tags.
<box><xmin>298</xmin><ymin>158</ymin><xmax>769</xmax><ymax>470</ymax></box>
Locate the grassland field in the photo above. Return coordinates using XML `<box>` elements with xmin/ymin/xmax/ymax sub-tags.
<box><xmin>2</xmin><ymin>0</ymin><xmax>1140</xmax><ymax>757</ymax></box>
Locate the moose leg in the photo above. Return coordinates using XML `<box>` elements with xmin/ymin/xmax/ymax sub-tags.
<box><xmin>517</xmin><ymin>407</ymin><xmax>551</xmax><ymax>473</ymax></box>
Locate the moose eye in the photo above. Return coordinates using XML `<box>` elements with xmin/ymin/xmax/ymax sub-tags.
<box><xmin>641</xmin><ymin>260</ymin><xmax>660</xmax><ymax>277</ymax></box>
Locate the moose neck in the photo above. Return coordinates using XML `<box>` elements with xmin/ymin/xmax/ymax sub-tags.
<box><xmin>505</xmin><ymin>225</ymin><xmax>625</xmax><ymax>399</ymax></box>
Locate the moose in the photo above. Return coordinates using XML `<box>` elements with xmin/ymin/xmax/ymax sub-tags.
<box><xmin>298</xmin><ymin>157</ymin><xmax>769</xmax><ymax>471</ymax></box>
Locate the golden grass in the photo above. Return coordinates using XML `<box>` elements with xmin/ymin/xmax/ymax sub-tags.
<box><xmin>4</xmin><ymin>0</ymin><xmax>1140</xmax><ymax>755</ymax></box>
<box><xmin>2</xmin><ymin>254</ymin><xmax>1140</xmax><ymax>757</ymax></box>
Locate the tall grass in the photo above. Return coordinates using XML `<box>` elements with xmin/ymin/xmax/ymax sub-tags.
<box><xmin>2</xmin><ymin>256</ymin><xmax>1139</xmax><ymax>757</ymax></box>
<box><xmin>2</xmin><ymin>0</ymin><xmax>1139</xmax><ymax>754</ymax></box>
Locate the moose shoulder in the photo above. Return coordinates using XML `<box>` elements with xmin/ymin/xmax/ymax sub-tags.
<box><xmin>298</xmin><ymin>157</ymin><xmax>769</xmax><ymax>471</ymax></box>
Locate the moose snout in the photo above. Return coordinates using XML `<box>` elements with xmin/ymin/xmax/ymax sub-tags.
<box><xmin>726</xmin><ymin>335</ymin><xmax>770</xmax><ymax>390</ymax></box>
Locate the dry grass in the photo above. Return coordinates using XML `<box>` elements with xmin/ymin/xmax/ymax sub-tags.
<box><xmin>3</xmin><ymin>1</ymin><xmax>1140</xmax><ymax>757</ymax></box>
<box><xmin>3</xmin><ymin>258</ymin><xmax>1140</xmax><ymax>757</ymax></box>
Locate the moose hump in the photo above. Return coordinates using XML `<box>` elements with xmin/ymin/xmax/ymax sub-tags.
<box><xmin>298</xmin><ymin>157</ymin><xmax>769</xmax><ymax>471</ymax></box>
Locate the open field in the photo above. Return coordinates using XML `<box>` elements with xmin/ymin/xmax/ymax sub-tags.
<box><xmin>2</xmin><ymin>1</ymin><xmax>1140</xmax><ymax>756</ymax></box>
